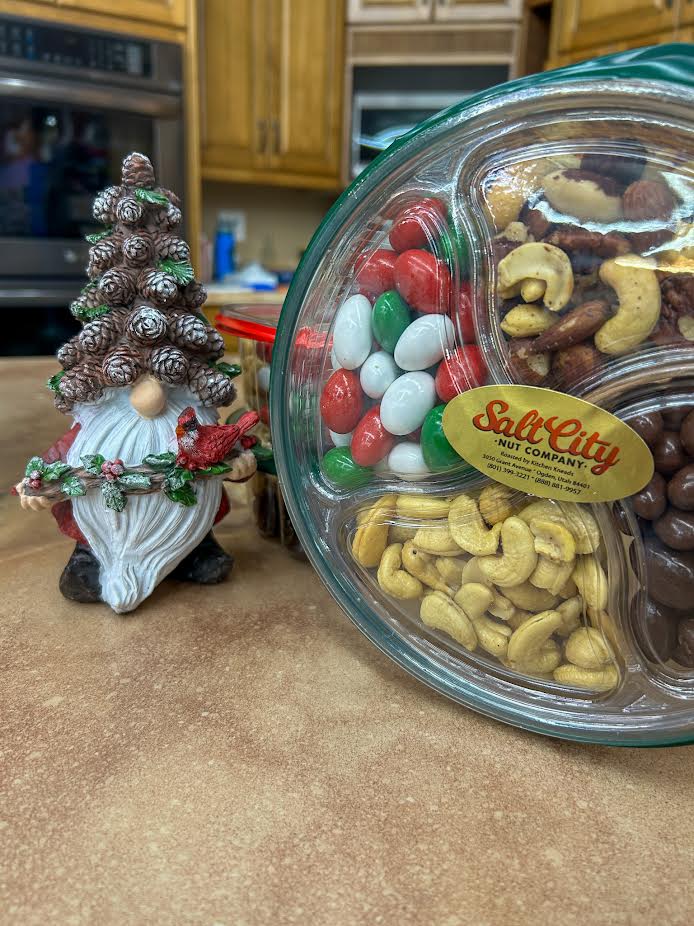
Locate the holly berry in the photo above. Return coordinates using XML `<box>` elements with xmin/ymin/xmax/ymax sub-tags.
<box><xmin>435</xmin><ymin>346</ymin><xmax>487</xmax><ymax>403</ymax></box>
<box><xmin>29</xmin><ymin>469</ymin><xmax>42</xmax><ymax>481</ymax></box>
<box><xmin>354</xmin><ymin>249</ymin><xmax>397</xmax><ymax>299</ymax></box>
<box><xmin>101</xmin><ymin>461</ymin><xmax>111</xmax><ymax>474</ymax></box>
<box><xmin>320</xmin><ymin>368</ymin><xmax>364</xmax><ymax>434</ymax></box>
<box><xmin>28</xmin><ymin>478</ymin><xmax>42</xmax><ymax>489</ymax></box>
<box><xmin>389</xmin><ymin>197</ymin><xmax>447</xmax><ymax>253</ymax></box>
<box><xmin>110</xmin><ymin>462</ymin><xmax>125</xmax><ymax>477</ymax></box>
<box><xmin>394</xmin><ymin>249</ymin><xmax>451</xmax><ymax>314</ymax></box>
<box><xmin>350</xmin><ymin>406</ymin><xmax>395</xmax><ymax>467</ymax></box>
<box><xmin>453</xmin><ymin>281</ymin><xmax>476</xmax><ymax>344</ymax></box>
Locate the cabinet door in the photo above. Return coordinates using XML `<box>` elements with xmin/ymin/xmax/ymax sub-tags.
<box><xmin>347</xmin><ymin>0</ymin><xmax>433</xmax><ymax>22</ymax></box>
<box><xmin>200</xmin><ymin>0</ymin><xmax>268</xmax><ymax>175</ymax></box>
<box><xmin>556</xmin><ymin>0</ymin><xmax>677</xmax><ymax>53</ymax></box>
<box><xmin>680</xmin><ymin>1</ymin><xmax>694</xmax><ymax>24</ymax></box>
<box><xmin>267</xmin><ymin>0</ymin><xmax>344</xmax><ymax>184</ymax></box>
<box><xmin>433</xmin><ymin>0</ymin><xmax>521</xmax><ymax>20</ymax></box>
<box><xmin>56</xmin><ymin>0</ymin><xmax>186</xmax><ymax>27</ymax></box>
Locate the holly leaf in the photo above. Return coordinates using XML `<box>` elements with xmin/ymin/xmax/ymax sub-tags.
<box><xmin>164</xmin><ymin>483</ymin><xmax>197</xmax><ymax>507</ymax></box>
<box><xmin>71</xmin><ymin>303</ymin><xmax>111</xmax><ymax>323</ymax></box>
<box><xmin>61</xmin><ymin>474</ymin><xmax>86</xmax><ymax>497</ymax></box>
<box><xmin>101</xmin><ymin>481</ymin><xmax>126</xmax><ymax>512</ymax></box>
<box><xmin>85</xmin><ymin>226</ymin><xmax>113</xmax><ymax>244</ymax></box>
<box><xmin>197</xmin><ymin>462</ymin><xmax>231</xmax><ymax>476</ymax></box>
<box><xmin>46</xmin><ymin>371</ymin><xmax>66</xmax><ymax>393</ymax></box>
<box><xmin>143</xmin><ymin>451</ymin><xmax>176</xmax><ymax>470</ymax></box>
<box><xmin>43</xmin><ymin>461</ymin><xmax>72</xmax><ymax>482</ymax></box>
<box><xmin>164</xmin><ymin>466</ymin><xmax>194</xmax><ymax>492</ymax></box>
<box><xmin>135</xmin><ymin>188</ymin><xmax>170</xmax><ymax>206</ymax></box>
<box><xmin>117</xmin><ymin>472</ymin><xmax>152</xmax><ymax>491</ymax></box>
<box><xmin>215</xmin><ymin>361</ymin><xmax>242</xmax><ymax>379</ymax></box>
<box><xmin>25</xmin><ymin>456</ymin><xmax>46</xmax><ymax>478</ymax></box>
<box><xmin>81</xmin><ymin>454</ymin><xmax>105</xmax><ymax>475</ymax></box>
<box><xmin>158</xmin><ymin>259</ymin><xmax>195</xmax><ymax>285</ymax></box>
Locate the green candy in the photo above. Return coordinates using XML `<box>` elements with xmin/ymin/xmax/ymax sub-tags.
<box><xmin>421</xmin><ymin>405</ymin><xmax>464</xmax><ymax>473</ymax></box>
<box><xmin>322</xmin><ymin>447</ymin><xmax>372</xmax><ymax>489</ymax></box>
<box><xmin>439</xmin><ymin>218</ymin><xmax>469</xmax><ymax>277</ymax></box>
<box><xmin>372</xmin><ymin>290</ymin><xmax>412</xmax><ymax>354</ymax></box>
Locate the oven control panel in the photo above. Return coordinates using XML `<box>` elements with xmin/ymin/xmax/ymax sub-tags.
<box><xmin>0</xmin><ymin>19</ymin><xmax>151</xmax><ymax>76</ymax></box>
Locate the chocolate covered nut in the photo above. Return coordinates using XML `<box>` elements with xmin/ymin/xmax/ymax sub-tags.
<box><xmin>636</xmin><ymin>597</ymin><xmax>679</xmax><ymax>662</ymax></box>
<box><xmin>662</xmin><ymin>406</ymin><xmax>694</xmax><ymax>430</ymax></box>
<box><xmin>674</xmin><ymin>618</ymin><xmax>694</xmax><ymax>667</ymax></box>
<box><xmin>628</xmin><ymin>411</ymin><xmax>663</xmax><ymax>448</ymax></box>
<box><xmin>645</xmin><ymin>536</ymin><xmax>694</xmax><ymax>610</ymax></box>
<box><xmin>632</xmin><ymin>472</ymin><xmax>667</xmax><ymax>520</ymax></box>
<box><xmin>653</xmin><ymin>430</ymin><xmax>689</xmax><ymax>475</ymax></box>
<box><xmin>681</xmin><ymin>410</ymin><xmax>694</xmax><ymax>457</ymax></box>
<box><xmin>655</xmin><ymin>507</ymin><xmax>694</xmax><ymax>551</ymax></box>
<box><xmin>667</xmin><ymin>464</ymin><xmax>694</xmax><ymax>511</ymax></box>
<box><xmin>532</xmin><ymin>300</ymin><xmax>610</xmax><ymax>353</ymax></box>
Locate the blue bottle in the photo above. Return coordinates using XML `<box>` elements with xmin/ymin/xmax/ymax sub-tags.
<box><xmin>214</xmin><ymin>218</ymin><xmax>236</xmax><ymax>280</ymax></box>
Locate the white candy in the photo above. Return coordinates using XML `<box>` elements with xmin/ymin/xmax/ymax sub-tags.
<box><xmin>394</xmin><ymin>314</ymin><xmax>455</xmax><ymax>372</ymax></box>
<box><xmin>359</xmin><ymin>351</ymin><xmax>400</xmax><ymax>399</ymax></box>
<box><xmin>380</xmin><ymin>371</ymin><xmax>436</xmax><ymax>436</ymax></box>
<box><xmin>329</xmin><ymin>429</ymin><xmax>353</xmax><ymax>446</ymax></box>
<box><xmin>332</xmin><ymin>294</ymin><xmax>372</xmax><ymax>370</ymax></box>
<box><xmin>387</xmin><ymin>442</ymin><xmax>431</xmax><ymax>479</ymax></box>
<box><xmin>330</xmin><ymin>347</ymin><xmax>340</xmax><ymax>370</ymax></box>
<box><xmin>256</xmin><ymin>364</ymin><xmax>271</xmax><ymax>393</ymax></box>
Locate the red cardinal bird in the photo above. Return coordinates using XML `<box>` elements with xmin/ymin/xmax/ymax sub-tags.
<box><xmin>175</xmin><ymin>407</ymin><xmax>259</xmax><ymax>470</ymax></box>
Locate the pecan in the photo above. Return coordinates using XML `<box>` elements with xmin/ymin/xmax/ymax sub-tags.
<box><xmin>581</xmin><ymin>141</ymin><xmax>646</xmax><ymax>186</ymax></box>
<box><xmin>532</xmin><ymin>300</ymin><xmax>611</xmax><ymax>353</ymax></box>
<box><xmin>661</xmin><ymin>273</ymin><xmax>694</xmax><ymax>317</ymax></box>
<box><xmin>520</xmin><ymin>200</ymin><xmax>552</xmax><ymax>239</ymax></box>
<box><xmin>546</xmin><ymin>225</ymin><xmax>630</xmax><ymax>258</ymax></box>
<box><xmin>508</xmin><ymin>338</ymin><xmax>550</xmax><ymax>386</ymax></box>
<box><xmin>552</xmin><ymin>344</ymin><xmax>603</xmax><ymax>389</ymax></box>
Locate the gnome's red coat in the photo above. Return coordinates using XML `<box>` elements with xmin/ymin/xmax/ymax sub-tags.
<box><xmin>40</xmin><ymin>425</ymin><xmax>230</xmax><ymax>545</ymax></box>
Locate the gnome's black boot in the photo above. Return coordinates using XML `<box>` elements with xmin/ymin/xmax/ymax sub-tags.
<box><xmin>169</xmin><ymin>532</ymin><xmax>233</xmax><ymax>585</ymax></box>
<box><xmin>59</xmin><ymin>543</ymin><xmax>102</xmax><ymax>603</ymax></box>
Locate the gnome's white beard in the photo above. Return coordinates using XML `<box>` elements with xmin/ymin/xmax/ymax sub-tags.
<box><xmin>67</xmin><ymin>387</ymin><xmax>222</xmax><ymax>614</ymax></box>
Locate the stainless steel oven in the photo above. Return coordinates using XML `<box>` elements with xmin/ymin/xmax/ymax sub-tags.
<box><xmin>0</xmin><ymin>15</ymin><xmax>184</xmax><ymax>355</ymax></box>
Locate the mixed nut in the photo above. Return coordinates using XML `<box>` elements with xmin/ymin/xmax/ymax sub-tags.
<box><xmin>351</xmin><ymin>488</ymin><xmax>620</xmax><ymax>691</ymax></box>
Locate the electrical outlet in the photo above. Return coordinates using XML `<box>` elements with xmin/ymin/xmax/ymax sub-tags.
<box><xmin>218</xmin><ymin>209</ymin><xmax>247</xmax><ymax>242</ymax></box>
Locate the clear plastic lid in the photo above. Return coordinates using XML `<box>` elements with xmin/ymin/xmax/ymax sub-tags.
<box><xmin>271</xmin><ymin>47</ymin><xmax>694</xmax><ymax>744</ymax></box>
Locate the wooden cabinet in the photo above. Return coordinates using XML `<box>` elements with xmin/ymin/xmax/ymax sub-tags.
<box><xmin>680</xmin><ymin>0</ymin><xmax>694</xmax><ymax>24</ymax></box>
<box><xmin>434</xmin><ymin>0</ymin><xmax>521</xmax><ymax>20</ymax></box>
<box><xmin>200</xmin><ymin>0</ymin><xmax>344</xmax><ymax>190</ymax></box>
<box><xmin>555</xmin><ymin>1</ymin><xmax>678</xmax><ymax>54</ymax></box>
<box><xmin>347</xmin><ymin>0</ymin><xmax>433</xmax><ymax>22</ymax></box>
<box><xmin>56</xmin><ymin>0</ymin><xmax>186</xmax><ymax>27</ymax></box>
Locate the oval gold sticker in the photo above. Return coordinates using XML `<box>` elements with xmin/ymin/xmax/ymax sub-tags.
<box><xmin>442</xmin><ymin>385</ymin><xmax>653</xmax><ymax>503</ymax></box>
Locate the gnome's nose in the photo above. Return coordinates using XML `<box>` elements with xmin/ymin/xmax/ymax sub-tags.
<box><xmin>130</xmin><ymin>375</ymin><xmax>167</xmax><ymax>419</ymax></box>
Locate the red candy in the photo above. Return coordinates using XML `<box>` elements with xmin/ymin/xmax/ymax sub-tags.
<box><xmin>435</xmin><ymin>346</ymin><xmax>487</xmax><ymax>402</ymax></box>
<box><xmin>389</xmin><ymin>198</ymin><xmax>447</xmax><ymax>253</ymax></box>
<box><xmin>453</xmin><ymin>281</ymin><xmax>476</xmax><ymax>343</ymax></box>
<box><xmin>350</xmin><ymin>406</ymin><xmax>395</xmax><ymax>466</ymax></box>
<box><xmin>394</xmin><ymin>249</ymin><xmax>451</xmax><ymax>314</ymax></box>
<box><xmin>259</xmin><ymin>403</ymin><xmax>270</xmax><ymax>427</ymax></box>
<box><xmin>320</xmin><ymin>369</ymin><xmax>364</xmax><ymax>434</ymax></box>
<box><xmin>355</xmin><ymin>249</ymin><xmax>397</xmax><ymax>299</ymax></box>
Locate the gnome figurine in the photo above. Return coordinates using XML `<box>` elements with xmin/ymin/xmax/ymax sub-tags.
<box><xmin>15</xmin><ymin>153</ymin><xmax>258</xmax><ymax>613</ymax></box>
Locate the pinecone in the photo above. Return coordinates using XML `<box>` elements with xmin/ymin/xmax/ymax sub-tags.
<box><xmin>56</xmin><ymin>337</ymin><xmax>83</xmax><ymax>370</ymax></box>
<box><xmin>153</xmin><ymin>233</ymin><xmax>190</xmax><ymax>262</ymax></box>
<box><xmin>159</xmin><ymin>188</ymin><xmax>181</xmax><ymax>209</ymax></box>
<box><xmin>70</xmin><ymin>285</ymin><xmax>104</xmax><ymax>320</ymax></box>
<box><xmin>116</xmin><ymin>196</ymin><xmax>144</xmax><ymax>226</ymax></box>
<box><xmin>59</xmin><ymin>360</ymin><xmax>104</xmax><ymax>405</ymax></box>
<box><xmin>122</xmin><ymin>232</ymin><xmax>154</xmax><ymax>265</ymax></box>
<box><xmin>187</xmin><ymin>359</ymin><xmax>236</xmax><ymax>407</ymax></box>
<box><xmin>87</xmin><ymin>238</ymin><xmax>121</xmax><ymax>279</ymax></box>
<box><xmin>168</xmin><ymin>313</ymin><xmax>208</xmax><ymax>349</ymax></box>
<box><xmin>77</xmin><ymin>315</ymin><xmax>120</xmax><ymax>353</ymax></box>
<box><xmin>127</xmin><ymin>305</ymin><xmax>168</xmax><ymax>344</ymax></box>
<box><xmin>182</xmin><ymin>280</ymin><xmax>207</xmax><ymax>310</ymax></box>
<box><xmin>122</xmin><ymin>152</ymin><xmax>155</xmax><ymax>189</ymax></box>
<box><xmin>99</xmin><ymin>267</ymin><xmax>137</xmax><ymax>306</ymax></box>
<box><xmin>149</xmin><ymin>344</ymin><xmax>189</xmax><ymax>384</ymax></box>
<box><xmin>102</xmin><ymin>347</ymin><xmax>143</xmax><ymax>386</ymax></box>
<box><xmin>152</xmin><ymin>202</ymin><xmax>182</xmax><ymax>230</ymax></box>
<box><xmin>92</xmin><ymin>185</ymin><xmax>122</xmax><ymax>224</ymax></box>
<box><xmin>203</xmin><ymin>328</ymin><xmax>225</xmax><ymax>360</ymax></box>
<box><xmin>138</xmin><ymin>268</ymin><xmax>178</xmax><ymax>306</ymax></box>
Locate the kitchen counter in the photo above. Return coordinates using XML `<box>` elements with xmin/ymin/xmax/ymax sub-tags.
<box><xmin>1</xmin><ymin>359</ymin><xmax>693</xmax><ymax>925</ymax></box>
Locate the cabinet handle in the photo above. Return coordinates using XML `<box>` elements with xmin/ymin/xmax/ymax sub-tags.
<box><xmin>271</xmin><ymin>118</ymin><xmax>280</xmax><ymax>156</ymax></box>
<box><xmin>257</xmin><ymin>119</ymin><xmax>268</xmax><ymax>154</ymax></box>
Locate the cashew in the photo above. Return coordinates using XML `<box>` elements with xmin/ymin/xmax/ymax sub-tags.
<box><xmin>500</xmin><ymin>304</ymin><xmax>556</xmax><ymax>339</ymax></box>
<box><xmin>572</xmin><ymin>557</ymin><xmax>608</xmax><ymax>611</ymax></box>
<box><xmin>502</xmin><ymin>582</ymin><xmax>559</xmax><ymax>612</ymax></box>
<box><xmin>565</xmin><ymin>626</ymin><xmax>614</xmax><ymax>669</ymax></box>
<box><xmin>506</xmin><ymin>608</ymin><xmax>534</xmax><ymax>632</ymax></box>
<box><xmin>497</xmin><ymin>242</ymin><xmax>574</xmax><ymax>312</ymax></box>
<box><xmin>530</xmin><ymin>555</ymin><xmax>575</xmax><ymax>595</ymax></box>
<box><xmin>506</xmin><ymin>610</ymin><xmax>563</xmax><ymax>674</ymax></box>
<box><xmin>461</xmin><ymin>557</ymin><xmax>492</xmax><ymax>587</ymax></box>
<box><xmin>454</xmin><ymin>583</ymin><xmax>510</xmax><ymax>658</ymax></box>
<box><xmin>478</xmin><ymin>517</ymin><xmax>537</xmax><ymax>588</ymax></box>
<box><xmin>518</xmin><ymin>500</ymin><xmax>601</xmax><ymax>554</ymax></box>
<box><xmin>528</xmin><ymin>518</ymin><xmax>576</xmax><ymax>564</ymax></box>
<box><xmin>489</xmin><ymin>591</ymin><xmax>518</xmax><ymax>622</ymax></box>
<box><xmin>478</xmin><ymin>484</ymin><xmax>516</xmax><ymax>526</ymax></box>
<box><xmin>520</xmin><ymin>279</ymin><xmax>547</xmax><ymax>303</ymax></box>
<box><xmin>594</xmin><ymin>258</ymin><xmax>661</xmax><ymax>355</ymax></box>
<box><xmin>543</xmin><ymin>169</ymin><xmax>623</xmax><ymax>223</ymax></box>
<box><xmin>556</xmin><ymin>595</ymin><xmax>583</xmax><ymax>637</ymax></box>
<box><xmin>402</xmin><ymin>541</ymin><xmax>452</xmax><ymax>595</ymax></box>
<box><xmin>413</xmin><ymin>523</ymin><xmax>462</xmax><ymax>556</ymax></box>
<box><xmin>435</xmin><ymin>556</ymin><xmax>465</xmax><ymax>586</ymax></box>
<box><xmin>420</xmin><ymin>591</ymin><xmax>477</xmax><ymax>650</ymax></box>
<box><xmin>558</xmin><ymin>577</ymin><xmax>578</xmax><ymax>599</ymax></box>
<box><xmin>448</xmin><ymin>494</ymin><xmax>502</xmax><ymax>556</ymax></box>
<box><xmin>352</xmin><ymin>494</ymin><xmax>396</xmax><ymax>568</ymax></box>
<box><xmin>588</xmin><ymin>608</ymin><xmax>622</xmax><ymax>653</ymax></box>
<box><xmin>483</xmin><ymin>160</ymin><xmax>548</xmax><ymax>231</ymax></box>
<box><xmin>396</xmin><ymin>495</ymin><xmax>451</xmax><ymax>520</ymax></box>
<box><xmin>454</xmin><ymin>582</ymin><xmax>494</xmax><ymax>621</ymax></box>
<box><xmin>377</xmin><ymin>543</ymin><xmax>423</xmax><ymax>600</ymax></box>
<box><xmin>498</xmin><ymin>221</ymin><xmax>529</xmax><ymax>243</ymax></box>
<box><xmin>553</xmin><ymin>663</ymin><xmax>619</xmax><ymax>691</ymax></box>
<box><xmin>389</xmin><ymin>524</ymin><xmax>417</xmax><ymax>544</ymax></box>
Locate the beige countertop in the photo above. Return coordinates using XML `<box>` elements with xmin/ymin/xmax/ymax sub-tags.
<box><xmin>1</xmin><ymin>359</ymin><xmax>693</xmax><ymax>925</ymax></box>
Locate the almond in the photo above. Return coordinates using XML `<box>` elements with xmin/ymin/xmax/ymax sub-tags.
<box><xmin>623</xmin><ymin>179</ymin><xmax>677</xmax><ymax>221</ymax></box>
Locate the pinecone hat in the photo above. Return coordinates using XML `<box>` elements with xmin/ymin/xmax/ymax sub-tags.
<box><xmin>50</xmin><ymin>151</ymin><xmax>235</xmax><ymax>413</ymax></box>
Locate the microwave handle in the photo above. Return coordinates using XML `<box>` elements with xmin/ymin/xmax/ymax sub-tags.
<box><xmin>0</xmin><ymin>75</ymin><xmax>181</xmax><ymax>118</ymax></box>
